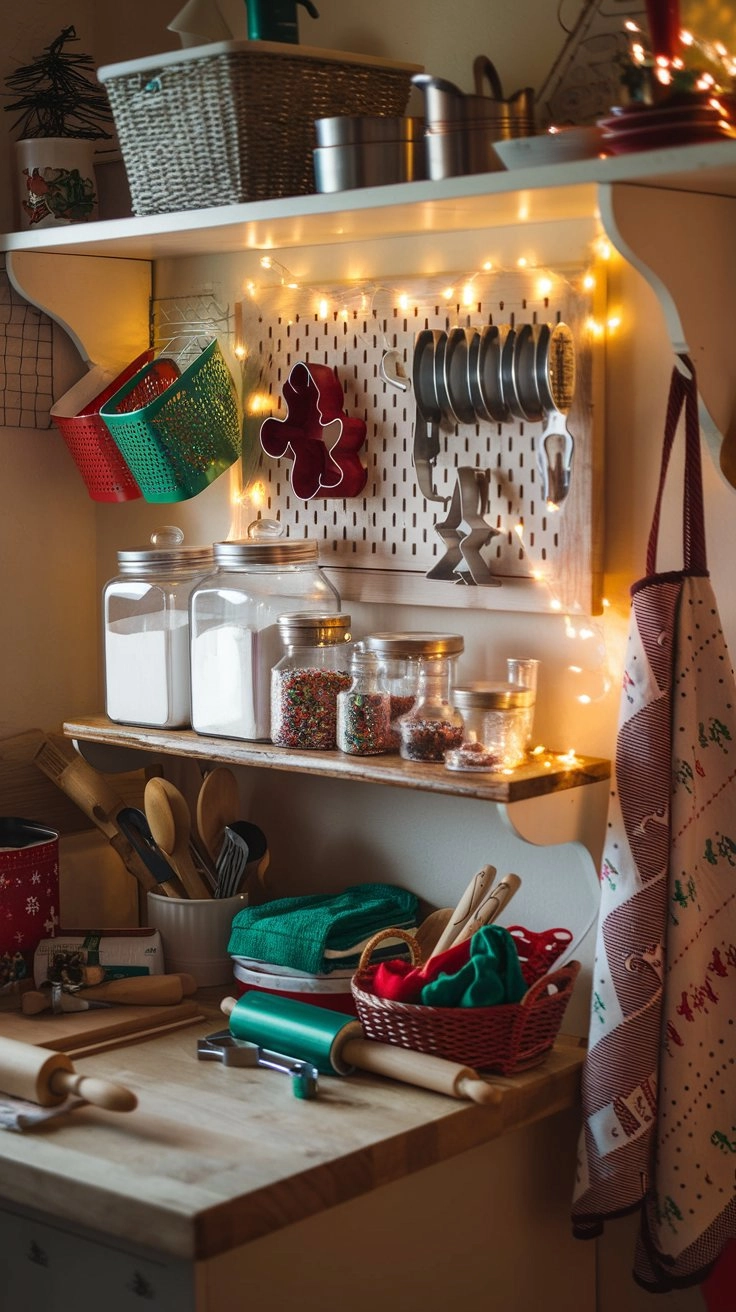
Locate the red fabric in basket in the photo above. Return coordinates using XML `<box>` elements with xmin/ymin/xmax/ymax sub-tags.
<box><xmin>371</xmin><ymin>936</ymin><xmax>471</xmax><ymax>1002</ymax></box>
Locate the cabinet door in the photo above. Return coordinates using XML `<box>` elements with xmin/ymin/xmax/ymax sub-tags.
<box><xmin>0</xmin><ymin>1205</ymin><xmax>194</xmax><ymax>1312</ymax></box>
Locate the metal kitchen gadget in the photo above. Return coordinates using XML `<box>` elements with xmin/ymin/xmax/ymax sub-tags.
<box><xmin>197</xmin><ymin>1029</ymin><xmax>319</xmax><ymax>1099</ymax></box>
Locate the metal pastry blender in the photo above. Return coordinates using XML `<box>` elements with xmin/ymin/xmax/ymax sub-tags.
<box><xmin>197</xmin><ymin>1029</ymin><xmax>319</xmax><ymax>1099</ymax></box>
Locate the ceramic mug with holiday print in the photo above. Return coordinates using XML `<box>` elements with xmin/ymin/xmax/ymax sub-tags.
<box><xmin>0</xmin><ymin>819</ymin><xmax>59</xmax><ymax>983</ymax></box>
<box><xmin>14</xmin><ymin>138</ymin><xmax>98</xmax><ymax>230</ymax></box>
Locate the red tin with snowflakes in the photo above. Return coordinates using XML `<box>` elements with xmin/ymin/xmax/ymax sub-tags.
<box><xmin>0</xmin><ymin>819</ymin><xmax>59</xmax><ymax>984</ymax></box>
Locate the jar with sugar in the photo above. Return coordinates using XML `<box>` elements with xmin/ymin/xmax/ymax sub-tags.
<box><xmin>103</xmin><ymin>526</ymin><xmax>213</xmax><ymax>728</ymax></box>
<box><xmin>189</xmin><ymin>522</ymin><xmax>340</xmax><ymax>741</ymax></box>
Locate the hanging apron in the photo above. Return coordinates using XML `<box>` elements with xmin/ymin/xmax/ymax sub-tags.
<box><xmin>572</xmin><ymin>357</ymin><xmax>736</xmax><ymax>1291</ymax></box>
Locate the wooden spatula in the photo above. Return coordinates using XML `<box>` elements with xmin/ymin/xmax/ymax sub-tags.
<box><xmin>144</xmin><ymin>778</ymin><xmax>211</xmax><ymax>899</ymax></box>
<box><xmin>196</xmin><ymin>766</ymin><xmax>240</xmax><ymax>864</ymax></box>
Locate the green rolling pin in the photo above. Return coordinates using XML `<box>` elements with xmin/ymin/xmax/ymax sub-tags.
<box><xmin>221</xmin><ymin>993</ymin><xmax>502</xmax><ymax>1105</ymax></box>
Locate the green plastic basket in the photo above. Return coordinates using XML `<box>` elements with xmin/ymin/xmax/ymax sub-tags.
<box><xmin>100</xmin><ymin>340</ymin><xmax>241</xmax><ymax>503</ymax></box>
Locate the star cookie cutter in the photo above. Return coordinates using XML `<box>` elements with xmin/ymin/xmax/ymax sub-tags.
<box><xmin>260</xmin><ymin>361</ymin><xmax>367</xmax><ymax>500</ymax></box>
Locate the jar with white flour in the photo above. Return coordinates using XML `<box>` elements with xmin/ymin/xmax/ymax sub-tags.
<box><xmin>189</xmin><ymin>522</ymin><xmax>341</xmax><ymax>741</ymax></box>
<box><xmin>103</xmin><ymin>527</ymin><xmax>213</xmax><ymax>728</ymax></box>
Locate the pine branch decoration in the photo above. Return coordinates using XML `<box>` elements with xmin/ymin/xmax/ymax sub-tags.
<box><xmin>3</xmin><ymin>26</ymin><xmax>113</xmax><ymax>139</ymax></box>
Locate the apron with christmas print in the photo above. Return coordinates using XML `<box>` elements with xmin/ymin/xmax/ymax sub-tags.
<box><xmin>572</xmin><ymin>358</ymin><xmax>736</xmax><ymax>1291</ymax></box>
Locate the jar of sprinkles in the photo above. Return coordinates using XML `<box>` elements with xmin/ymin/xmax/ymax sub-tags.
<box><xmin>398</xmin><ymin>636</ymin><xmax>465</xmax><ymax>763</ymax></box>
<box><xmin>364</xmin><ymin>632</ymin><xmax>464</xmax><ymax>750</ymax></box>
<box><xmin>336</xmin><ymin>648</ymin><xmax>391</xmax><ymax>756</ymax></box>
<box><xmin>271</xmin><ymin>613</ymin><xmax>352</xmax><ymax>749</ymax></box>
<box><xmin>445</xmin><ymin>682</ymin><xmax>536</xmax><ymax>772</ymax></box>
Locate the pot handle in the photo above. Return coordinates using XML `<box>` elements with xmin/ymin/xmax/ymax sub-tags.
<box><xmin>473</xmin><ymin>55</ymin><xmax>504</xmax><ymax>101</ymax></box>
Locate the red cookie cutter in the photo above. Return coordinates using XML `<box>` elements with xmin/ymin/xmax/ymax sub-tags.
<box><xmin>260</xmin><ymin>361</ymin><xmax>367</xmax><ymax>500</ymax></box>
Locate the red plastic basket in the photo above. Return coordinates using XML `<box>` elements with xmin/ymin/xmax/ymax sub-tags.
<box><xmin>351</xmin><ymin>926</ymin><xmax>580</xmax><ymax>1076</ymax></box>
<box><xmin>50</xmin><ymin>351</ymin><xmax>156</xmax><ymax>502</ymax></box>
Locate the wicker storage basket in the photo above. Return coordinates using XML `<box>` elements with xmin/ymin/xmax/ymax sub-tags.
<box><xmin>351</xmin><ymin>927</ymin><xmax>580</xmax><ymax>1076</ymax></box>
<box><xmin>100</xmin><ymin>340</ymin><xmax>240</xmax><ymax>503</ymax></box>
<box><xmin>97</xmin><ymin>41</ymin><xmax>422</xmax><ymax>215</ymax></box>
<box><xmin>50</xmin><ymin>351</ymin><xmax>154</xmax><ymax>502</ymax></box>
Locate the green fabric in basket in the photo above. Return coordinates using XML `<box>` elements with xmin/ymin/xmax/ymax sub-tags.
<box><xmin>227</xmin><ymin>883</ymin><xmax>418</xmax><ymax>975</ymax></box>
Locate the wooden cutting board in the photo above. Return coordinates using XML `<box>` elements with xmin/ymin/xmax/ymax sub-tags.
<box><xmin>0</xmin><ymin>999</ymin><xmax>204</xmax><ymax>1058</ymax></box>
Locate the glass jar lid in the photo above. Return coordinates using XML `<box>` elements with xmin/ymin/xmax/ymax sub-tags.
<box><xmin>276</xmin><ymin>612</ymin><xmax>351</xmax><ymax>646</ymax></box>
<box><xmin>116</xmin><ymin>526</ymin><xmax>213</xmax><ymax>572</ymax></box>
<box><xmin>363</xmin><ymin>631</ymin><xmax>464</xmax><ymax>658</ymax></box>
<box><xmin>453</xmin><ymin>681</ymin><xmax>536</xmax><ymax>710</ymax></box>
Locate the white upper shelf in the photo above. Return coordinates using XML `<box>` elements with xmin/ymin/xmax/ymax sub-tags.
<box><xmin>2</xmin><ymin>139</ymin><xmax>736</xmax><ymax>261</ymax></box>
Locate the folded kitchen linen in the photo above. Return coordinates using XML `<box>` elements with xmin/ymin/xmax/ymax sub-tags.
<box><xmin>227</xmin><ymin>883</ymin><xmax>418</xmax><ymax>975</ymax></box>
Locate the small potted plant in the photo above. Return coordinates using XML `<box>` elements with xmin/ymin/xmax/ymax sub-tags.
<box><xmin>4</xmin><ymin>25</ymin><xmax>113</xmax><ymax>230</ymax></box>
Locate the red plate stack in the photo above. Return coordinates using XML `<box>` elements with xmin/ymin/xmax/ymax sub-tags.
<box><xmin>599</xmin><ymin>96</ymin><xmax>736</xmax><ymax>154</ymax></box>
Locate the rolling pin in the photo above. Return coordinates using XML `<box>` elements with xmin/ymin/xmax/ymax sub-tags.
<box><xmin>428</xmin><ymin>864</ymin><xmax>497</xmax><ymax>958</ymax></box>
<box><xmin>222</xmin><ymin>994</ymin><xmax>501</xmax><ymax>1106</ymax></box>
<box><xmin>450</xmin><ymin>873</ymin><xmax>522</xmax><ymax>947</ymax></box>
<box><xmin>21</xmin><ymin>972</ymin><xmax>197</xmax><ymax>1015</ymax></box>
<box><xmin>0</xmin><ymin>1035</ymin><xmax>137</xmax><ymax>1111</ymax></box>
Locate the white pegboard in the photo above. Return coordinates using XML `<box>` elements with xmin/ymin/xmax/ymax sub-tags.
<box><xmin>153</xmin><ymin>264</ymin><xmax>603</xmax><ymax>614</ymax></box>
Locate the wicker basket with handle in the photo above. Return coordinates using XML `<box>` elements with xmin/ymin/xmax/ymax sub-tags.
<box><xmin>351</xmin><ymin>927</ymin><xmax>580</xmax><ymax>1076</ymax></box>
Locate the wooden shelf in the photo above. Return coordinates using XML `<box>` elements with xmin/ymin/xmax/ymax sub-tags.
<box><xmin>64</xmin><ymin>714</ymin><xmax>610</xmax><ymax>803</ymax></box>
<box><xmin>3</xmin><ymin>138</ymin><xmax>736</xmax><ymax>260</ymax></box>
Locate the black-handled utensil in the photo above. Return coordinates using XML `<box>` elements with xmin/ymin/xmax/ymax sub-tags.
<box><xmin>116</xmin><ymin>807</ymin><xmax>188</xmax><ymax>898</ymax></box>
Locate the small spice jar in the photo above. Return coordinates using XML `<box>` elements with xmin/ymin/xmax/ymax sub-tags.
<box><xmin>398</xmin><ymin>637</ymin><xmax>465</xmax><ymax>762</ymax></box>
<box><xmin>336</xmin><ymin>648</ymin><xmax>391</xmax><ymax>756</ymax></box>
<box><xmin>271</xmin><ymin>613</ymin><xmax>352</xmax><ymax>749</ymax></box>
<box><xmin>103</xmin><ymin>526</ymin><xmax>213</xmax><ymax>729</ymax></box>
<box><xmin>364</xmin><ymin>632</ymin><xmax>464</xmax><ymax>750</ymax></box>
<box><xmin>445</xmin><ymin>681</ymin><xmax>536</xmax><ymax>772</ymax></box>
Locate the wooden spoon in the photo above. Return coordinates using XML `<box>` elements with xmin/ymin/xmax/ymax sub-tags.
<box><xmin>196</xmin><ymin>766</ymin><xmax>240</xmax><ymax>863</ymax></box>
<box><xmin>144</xmin><ymin>778</ymin><xmax>211</xmax><ymax>899</ymax></box>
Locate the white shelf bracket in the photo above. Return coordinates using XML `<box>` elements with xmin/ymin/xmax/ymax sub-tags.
<box><xmin>6</xmin><ymin>250</ymin><xmax>152</xmax><ymax>371</ymax></box>
<box><xmin>599</xmin><ymin>180</ymin><xmax>736</xmax><ymax>490</ymax></box>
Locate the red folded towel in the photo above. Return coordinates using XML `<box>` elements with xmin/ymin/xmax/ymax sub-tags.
<box><xmin>369</xmin><ymin>938</ymin><xmax>471</xmax><ymax>1003</ymax></box>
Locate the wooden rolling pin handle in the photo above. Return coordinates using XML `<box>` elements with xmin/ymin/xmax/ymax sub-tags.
<box><xmin>341</xmin><ymin>1037</ymin><xmax>502</xmax><ymax>1105</ymax></box>
<box><xmin>429</xmin><ymin>864</ymin><xmax>497</xmax><ymax>958</ymax></box>
<box><xmin>49</xmin><ymin>1070</ymin><xmax>137</xmax><ymax>1112</ymax></box>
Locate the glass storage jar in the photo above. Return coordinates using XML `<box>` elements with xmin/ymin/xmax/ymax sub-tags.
<box><xmin>271</xmin><ymin>613</ymin><xmax>352</xmax><ymax>749</ymax></box>
<box><xmin>445</xmin><ymin>681</ymin><xmax>536</xmax><ymax>772</ymax></box>
<box><xmin>398</xmin><ymin>638</ymin><xmax>465</xmax><ymax>762</ymax></box>
<box><xmin>336</xmin><ymin>648</ymin><xmax>391</xmax><ymax>756</ymax></box>
<box><xmin>189</xmin><ymin>523</ymin><xmax>340</xmax><ymax>741</ymax></box>
<box><xmin>103</xmin><ymin>527</ymin><xmax>213</xmax><ymax>729</ymax></box>
<box><xmin>363</xmin><ymin>632</ymin><xmax>465</xmax><ymax>750</ymax></box>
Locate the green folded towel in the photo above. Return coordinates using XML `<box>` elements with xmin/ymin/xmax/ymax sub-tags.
<box><xmin>420</xmin><ymin>925</ymin><xmax>528</xmax><ymax>1007</ymax></box>
<box><xmin>227</xmin><ymin>882</ymin><xmax>418</xmax><ymax>975</ymax></box>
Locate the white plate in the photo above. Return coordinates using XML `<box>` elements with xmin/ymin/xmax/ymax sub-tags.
<box><xmin>494</xmin><ymin>127</ymin><xmax>604</xmax><ymax>170</ymax></box>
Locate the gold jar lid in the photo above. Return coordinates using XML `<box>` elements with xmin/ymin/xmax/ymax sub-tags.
<box><xmin>276</xmin><ymin>612</ymin><xmax>351</xmax><ymax>646</ymax></box>
<box><xmin>363</xmin><ymin>631</ymin><xmax>464</xmax><ymax>658</ymax></box>
<box><xmin>453</xmin><ymin>681</ymin><xmax>535</xmax><ymax>709</ymax></box>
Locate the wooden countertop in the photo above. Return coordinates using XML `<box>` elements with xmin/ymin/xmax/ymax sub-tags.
<box><xmin>0</xmin><ymin>997</ymin><xmax>585</xmax><ymax>1262</ymax></box>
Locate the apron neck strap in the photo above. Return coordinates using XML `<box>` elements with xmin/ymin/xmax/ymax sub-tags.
<box><xmin>646</xmin><ymin>354</ymin><xmax>707</xmax><ymax>577</ymax></box>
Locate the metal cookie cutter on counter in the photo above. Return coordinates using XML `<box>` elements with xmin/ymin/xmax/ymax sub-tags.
<box><xmin>197</xmin><ymin>1029</ymin><xmax>319</xmax><ymax>1100</ymax></box>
